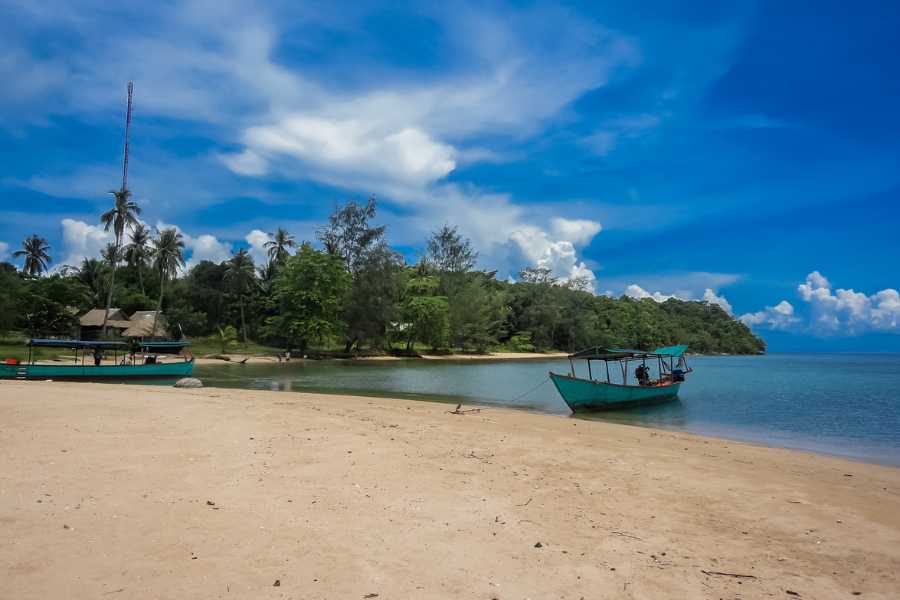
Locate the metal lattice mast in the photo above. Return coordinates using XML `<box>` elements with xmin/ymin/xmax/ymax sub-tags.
<box><xmin>121</xmin><ymin>81</ymin><xmax>133</xmax><ymax>191</ymax></box>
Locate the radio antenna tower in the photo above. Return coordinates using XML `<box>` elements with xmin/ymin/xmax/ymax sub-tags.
<box><xmin>121</xmin><ymin>81</ymin><xmax>134</xmax><ymax>191</ymax></box>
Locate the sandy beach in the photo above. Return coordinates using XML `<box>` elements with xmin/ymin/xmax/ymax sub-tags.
<box><xmin>1</xmin><ymin>381</ymin><xmax>899</xmax><ymax>599</ymax></box>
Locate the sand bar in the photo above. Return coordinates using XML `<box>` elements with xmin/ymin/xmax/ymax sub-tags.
<box><xmin>1</xmin><ymin>381</ymin><xmax>899</xmax><ymax>599</ymax></box>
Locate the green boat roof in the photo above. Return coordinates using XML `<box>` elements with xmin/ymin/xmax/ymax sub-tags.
<box><xmin>28</xmin><ymin>338</ymin><xmax>128</xmax><ymax>349</ymax></box>
<box><xmin>27</xmin><ymin>338</ymin><xmax>190</xmax><ymax>349</ymax></box>
<box><xmin>652</xmin><ymin>344</ymin><xmax>688</xmax><ymax>357</ymax></box>
<box><xmin>570</xmin><ymin>344</ymin><xmax>688</xmax><ymax>360</ymax></box>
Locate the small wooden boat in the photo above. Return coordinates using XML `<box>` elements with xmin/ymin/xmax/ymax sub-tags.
<box><xmin>0</xmin><ymin>338</ymin><xmax>194</xmax><ymax>380</ymax></box>
<box><xmin>550</xmin><ymin>345</ymin><xmax>691</xmax><ymax>412</ymax></box>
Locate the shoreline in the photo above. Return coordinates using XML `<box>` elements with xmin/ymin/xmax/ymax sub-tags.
<box><xmin>193</xmin><ymin>350</ymin><xmax>569</xmax><ymax>365</ymax></box>
<box><xmin>2</xmin><ymin>380</ymin><xmax>898</xmax><ymax>598</ymax></box>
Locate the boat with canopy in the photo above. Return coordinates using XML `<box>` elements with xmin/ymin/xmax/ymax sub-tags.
<box><xmin>0</xmin><ymin>338</ymin><xmax>194</xmax><ymax>380</ymax></box>
<box><xmin>550</xmin><ymin>344</ymin><xmax>691</xmax><ymax>412</ymax></box>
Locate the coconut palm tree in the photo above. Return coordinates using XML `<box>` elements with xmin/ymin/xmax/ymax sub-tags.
<box><xmin>224</xmin><ymin>248</ymin><xmax>256</xmax><ymax>343</ymax></box>
<box><xmin>123</xmin><ymin>223</ymin><xmax>151</xmax><ymax>296</ymax></box>
<box><xmin>78</xmin><ymin>257</ymin><xmax>108</xmax><ymax>306</ymax></box>
<box><xmin>99</xmin><ymin>188</ymin><xmax>141</xmax><ymax>335</ymax></box>
<box><xmin>14</xmin><ymin>235</ymin><xmax>52</xmax><ymax>276</ymax></box>
<box><xmin>101</xmin><ymin>242</ymin><xmax>121</xmax><ymax>265</ymax></box>
<box><xmin>264</xmin><ymin>228</ymin><xmax>296</xmax><ymax>265</ymax></box>
<box><xmin>149</xmin><ymin>228</ymin><xmax>185</xmax><ymax>338</ymax></box>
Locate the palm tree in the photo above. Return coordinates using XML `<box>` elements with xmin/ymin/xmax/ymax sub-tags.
<box><xmin>101</xmin><ymin>242</ymin><xmax>121</xmax><ymax>265</ymax></box>
<box><xmin>264</xmin><ymin>228</ymin><xmax>296</xmax><ymax>265</ymax></box>
<box><xmin>123</xmin><ymin>223</ymin><xmax>151</xmax><ymax>296</ymax></box>
<box><xmin>78</xmin><ymin>258</ymin><xmax>108</xmax><ymax>306</ymax></box>
<box><xmin>149</xmin><ymin>228</ymin><xmax>185</xmax><ymax>338</ymax></box>
<box><xmin>99</xmin><ymin>187</ymin><xmax>141</xmax><ymax>335</ymax></box>
<box><xmin>224</xmin><ymin>248</ymin><xmax>256</xmax><ymax>343</ymax></box>
<box><xmin>13</xmin><ymin>235</ymin><xmax>52</xmax><ymax>276</ymax></box>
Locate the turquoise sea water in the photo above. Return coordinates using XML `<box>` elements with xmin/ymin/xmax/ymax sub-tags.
<box><xmin>194</xmin><ymin>353</ymin><xmax>900</xmax><ymax>466</ymax></box>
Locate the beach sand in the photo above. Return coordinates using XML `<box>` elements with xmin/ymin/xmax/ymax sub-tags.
<box><xmin>1</xmin><ymin>381</ymin><xmax>898</xmax><ymax>599</ymax></box>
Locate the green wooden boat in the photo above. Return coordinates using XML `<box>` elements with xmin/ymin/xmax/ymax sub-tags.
<box><xmin>1</xmin><ymin>338</ymin><xmax>194</xmax><ymax>381</ymax></box>
<box><xmin>550</xmin><ymin>345</ymin><xmax>691</xmax><ymax>412</ymax></box>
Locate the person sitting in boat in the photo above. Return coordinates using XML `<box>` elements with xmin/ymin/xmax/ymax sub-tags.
<box><xmin>635</xmin><ymin>364</ymin><xmax>650</xmax><ymax>386</ymax></box>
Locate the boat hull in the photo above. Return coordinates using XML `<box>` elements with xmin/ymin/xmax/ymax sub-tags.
<box><xmin>549</xmin><ymin>372</ymin><xmax>680</xmax><ymax>412</ymax></box>
<box><xmin>0</xmin><ymin>360</ymin><xmax>194</xmax><ymax>380</ymax></box>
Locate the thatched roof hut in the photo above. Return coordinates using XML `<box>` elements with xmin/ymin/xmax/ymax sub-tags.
<box><xmin>122</xmin><ymin>311</ymin><xmax>170</xmax><ymax>338</ymax></box>
<box><xmin>78</xmin><ymin>308</ymin><xmax>171</xmax><ymax>339</ymax></box>
<box><xmin>79</xmin><ymin>308</ymin><xmax>130</xmax><ymax>329</ymax></box>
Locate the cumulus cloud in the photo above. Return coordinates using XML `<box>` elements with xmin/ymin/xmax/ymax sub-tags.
<box><xmin>0</xmin><ymin>241</ymin><xmax>8</xmax><ymax>261</ymax></box>
<box><xmin>156</xmin><ymin>222</ymin><xmax>232</xmax><ymax>271</ymax></box>
<box><xmin>739</xmin><ymin>271</ymin><xmax>900</xmax><ymax>335</ymax></box>
<box><xmin>620</xmin><ymin>282</ymin><xmax>734</xmax><ymax>313</ymax></box>
<box><xmin>739</xmin><ymin>300</ymin><xmax>799</xmax><ymax>330</ymax></box>
<box><xmin>702</xmin><ymin>288</ymin><xmax>733</xmax><ymax>315</ymax></box>
<box><xmin>603</xmin><ymin>272</ymin><xmax>742</xmax><ymax>300</ymax></box>
<box><xmin>6</xmin><ymin>2</ymin><xmax>635</xmax><ymax>283</ymax></box>
<box><xmin>624</xmin><ymin>284</ymin><xmax>679</xmax><ymax>303</ymax></box>
<box><xmin>795</xmin><ymin>271</ymin><xmax>900</xmax><ymax>334</ymax></box>
<box><xmin>550</xmin><ymin>218</ymin><xmax>602</xmax><ymax>245</ymax></box>
<box><xmin>507</xmin><ymin>222</ymin><xmax>601</xmax><ymax>289</ymax></box>
<box><xmin>245</xmin><ymin>229</ymin><xmax>271</xmax><ymax>266</ymax></box>
<box><xmin>58</xmin><ymin>218</ymin><xmax>114</xmax><ymax>268</ymax></box>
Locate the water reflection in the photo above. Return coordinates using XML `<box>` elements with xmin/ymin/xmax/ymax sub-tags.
<box><xmin>192</xmin><ymin>353</ymin><xmax>900</xmax><ymax>465</ymax></box>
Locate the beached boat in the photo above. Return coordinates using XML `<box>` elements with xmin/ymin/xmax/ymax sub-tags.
<box><xmin>550</xmin><ymin>345</ymin><xmax>691</xmax><ymax>412</ymax></box>
<box><xmin>0</xmin><ymin>338</ymin><xmax>194</xmax><ymax>380</ymax></box>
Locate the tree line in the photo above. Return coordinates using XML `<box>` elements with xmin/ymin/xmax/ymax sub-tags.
<box><xmin>1</xmin><ymin>196</ymin><xmax>766</xmax><ymax>355</ymax></box>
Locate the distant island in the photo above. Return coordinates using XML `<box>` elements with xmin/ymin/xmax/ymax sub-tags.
<box><xmin>0</xmin><ymin>198</ymin><xmax>764</xmax><ymax>358</ymax></box>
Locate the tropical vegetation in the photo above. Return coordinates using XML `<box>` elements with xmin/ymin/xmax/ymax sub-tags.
<box><xmin>0</xmin><ymin>199</ymin><xmax>765</xmax><ymax>356</ymax></box>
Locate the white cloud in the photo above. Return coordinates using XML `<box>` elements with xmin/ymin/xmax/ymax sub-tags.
<box><xmin>5</xmin><ymin>2</ymin><xmax>634</xmax><ymax>283</ymax></box>
<box><xmin>0</xmin><ymin>241</ymin><xmax>8</xmax><ymax>261</ymax></box>
<box><xmin>188</xmin><ymin>234</ymin><xmax>232</xmax><ymax>267</ymax></box>
<box><xmin>795</xmin><ymin>271</ymin><xmax>900</xmax><ymax>335</ymax></box>
<box><xmin>156</xmin><ymin>222</ymin><xmax>232</xmax><ymax>271</ymax></box>
<box><xmin>235</xmin><ymin>118</ymin><xmax>457</xmax><ymax>190</ymax></box>
<box><xmin>702</xmin><ymin>288</ymin><xmax>733</xmax><ymax>315</ymax></box>
<box><xmin>740</xmin><ymin>271</ymin><xmax>900</xmax><ymax>335</ymax></box>
<box><xmin>550</xmin><ymin>218</ymin><xmax>602</xmax><ymax>245</ymax></box>
<box><xmin>218</xmin><ymin>149</ymin><xmax>268</xmax><ymax>176</ymax></box>
<box><xmin>507</xmin><ymin>224</ymin><xmax>600</xmax><ymax>289</ymax></box>
<box><xmin>624</xmin><ymin>284</ymin><xmax>680</xmax><ymax>303</ymax></box>
<box><xmin>603</xmin><ymin>272</ymin><xmax>742</xmax><ymax>300</ymax></box>
<box><xmin>620</xmin><ymin>283</ymin><xmax>734</xmax><ymax>314</ymax></box>
<box><xmin>58</xmin><ymin>218</ymin><xmax>114</xmax><ymax>268</ymax></box>
<box><xmin>740</xmin><ymin>300</ymin><xmax>798</xmax><ymax>330</ymax></box>
<box><xmin>245</xmin><ymin>229</ymin><xmax>271</xmax><ymax>266</ymax></box>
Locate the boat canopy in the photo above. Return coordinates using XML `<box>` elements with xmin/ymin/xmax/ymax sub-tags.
<box><xmin>569</xmin><ymin>345</ymin><xmax>689</xmax><ymax>361</ymax></box>
<box><xmin>651</xmin><ymin>344</ymin><xmax>688</xmax><ymax>357</ymax></box>
<box><xmin>139</xmin><ymin>340</ymin><xmax>191</xmax><ymax>349</ymax></box>
<box><xmin>27</xmin><ymin>338</ymin><xmax>129</xmax><ymax>349</ymax></box>
<box><xmin>27</xmin><ymin>338</ymin><xmax>190</xmax><ymax>350</ymax></box>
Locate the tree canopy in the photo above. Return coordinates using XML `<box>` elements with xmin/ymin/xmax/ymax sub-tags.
<box><xmin>0</xmin><ymin>198</ymin><xmax>765</xmax><ymax>355</ymax></box>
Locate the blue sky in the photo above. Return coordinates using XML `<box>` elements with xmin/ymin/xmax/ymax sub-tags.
<box><xmin>1</xmin><ymin>0</ymin><xmax>899</xmax><ymax>350</ymax></box>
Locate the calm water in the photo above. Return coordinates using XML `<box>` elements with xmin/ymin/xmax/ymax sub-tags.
<box><xmin>194</xmin><ymin>354</ymin><xmax>900</xmax><ymax>466</ymax></box>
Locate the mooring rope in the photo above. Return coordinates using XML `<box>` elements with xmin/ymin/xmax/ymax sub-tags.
<box><xmin>510</xmin><ymin>376</ymin><xmax>550</xmax><ymax>402</ymax></box>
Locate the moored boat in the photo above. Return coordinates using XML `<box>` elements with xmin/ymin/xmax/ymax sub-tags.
<box><xmin>550</xmin><ymin>345</ymin><xmax>691</xmax><ymax>412</ymax></box>
<box><xmin>1</xmin><ymin>338</ymin><xmax>194</xmax><ymax>380</ymax></box>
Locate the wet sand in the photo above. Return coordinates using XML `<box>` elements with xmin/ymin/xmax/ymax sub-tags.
<box><xmin>1</xmin><ymin>380</ymin><xmax>898</xmax><ymax>599</ymax></box>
